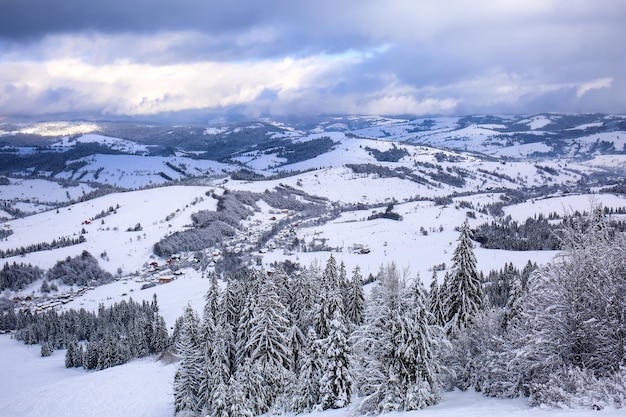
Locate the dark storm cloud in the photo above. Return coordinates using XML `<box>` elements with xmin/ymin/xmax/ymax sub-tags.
<box><xmin>0</xmin><ymin>0</ymin><xmax>267</xmax><ymax>38</ymax></box>
<box><xmin>0</xmin><ymin>0</ymin><xmax>375</xmax><ymax>61</ymax></box>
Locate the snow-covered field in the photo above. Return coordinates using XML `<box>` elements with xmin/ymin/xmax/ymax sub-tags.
<box><xmin>2</xmin><ymin>116</ymin><xmax>626</xmax><ymax>417</ymax></box>
<box><xmin>2</xmin><ymin>332</ymin><xmax>624</xmax><ymax>417</ymax></box>
<box><xmin>2</xmin><ymin>183</ymin><xmax>625</xmax><ymax>417</ymax></box>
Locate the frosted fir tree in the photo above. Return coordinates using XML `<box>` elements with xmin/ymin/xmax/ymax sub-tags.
<box><xmin>271</xmin><ymin>267</ymin><xmax>292</xmax><ymax>307</ymax></box>
<box><xmin>322</xmin><ymin>254</ymin><xmax>339</xmax><ymax>290</ymax></box>
<box><xmin>241</xmin><ymin>275</ymin><xmax>293</xmax><ymax>411</ymax></box>
<box><xmin>246</xmin><ymin>277</ymin><xmax>292</xmax><ymax>371</ymax></box>
<box><xmin>210</xmin><ymin>379</ymin><xmax>230</xmax><ymax>417</ymax></box>
<box><xmin>339</xmin><ymin>261</ymin><xmax>350</xmax><ymax>312</ymax></box>
<box><xmin>147</xmin><ymin>294</ymin><xmax>169</xmax><ymax>354</ymax></box>
<box><xmin>173</xmin><ymin>305</ymin><xmax>203</xmax><ymax>417</ymax></box>
<box><xmin>353</xmin><ymin>264</ymin><xmax>443</xmax><ymax>413</ymax></box>
<box><xmin>199</xmin><ymin>280</ymin><xmax>222</xmax><ymax>413</ymax></box>
<box><xmin>204</xmin><ymin>271</ymin><xmax>220</xmax><ymax>325</ymax></box>
<box><xmin>443</xmin><ymin>220</ymin><xmax>484</xmax><ymax>330</ymax></box>
<box><xmin>345</xmin><ymin>266</ymin><xmax>365</xmax><ymax>326</ymax></box>
<box><xmin>521</xmin><ymin>207</ymin><xmax>626</xmax><ymax>401</ymax></box>
<box><xmin>292</xmin><ymin>328</ymin><xmax>322</xmax><ymax>413</ymax></box>
<box><xmin>204</xmin><ymin>321</ymin><xmax>234</xmax><ymax>417</ymax></box>
<box><xmin>288</xmin><ymin>322</ymin><xmax>306</xmax><ymax>375</ymax></box>
<box><xmin>381</xmin><ymin>281</ymin><xmax>441</xmax><ymax>411</ymax></box>
<box><xmin>65</xmin><ymin>339</ymin><xmax>83</xmax><ymax>368</ymax></box>
<box><xmin>220</xmin><ymin>279</ymin><xmax>242</xmax><ymax>329</ymax></box>
<box><xmin>501</xmin><ymin>273</ymin><xmax>524</xmax><ymax>330</ymax></box>
<box><xmin>288</xmin><ymin>266</ymin><xmax>317</xmax><ymax>332</ymax></box>
<box><xmin>316</xmin><ymin>257</ymin><xmax>344</xmax><ymax>338</ymax></box>
<box><xmin>352</xmin><ymin>263</ymin><xmax>401</xmax><ymax>407</ymax></box>
<box><xmin>404</xmin><ymin>281</ymin><xmax>442</xmax><ymax>409</ymax></box>
<box><xmin>427</xmin><ymin>270</ymin><xmax>446</xmax><ymax>326</ymax></box>
<box><xmin>236</xmin><ymin>275</ymin><xmax>259</xmax><ymax>364</ymax></box>
<box><xmin>97</xmin><ymin>334</ymin><xmax>116</xmax><ymax>370</ymax></box>
<box><xmin>319</xmin><ymin>309</ymin><xmax>353</xmax><ymax>410</ymax></box>
<box><xmin>231</xmin><ymin>357</ymin><xmax>270</xmax><ymax>416</ymax></box>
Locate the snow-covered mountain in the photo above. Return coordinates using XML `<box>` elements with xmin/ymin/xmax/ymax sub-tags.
<box><xmin>1</xmin><ymin>114</ymin><xmax>626</xmax><ymax>417</ymax></box>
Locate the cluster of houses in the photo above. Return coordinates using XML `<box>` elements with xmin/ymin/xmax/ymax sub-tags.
<box><xmin>16</xmin><ymin>286</ymin><xmax>93</xmax><ymax>314</ymax></box>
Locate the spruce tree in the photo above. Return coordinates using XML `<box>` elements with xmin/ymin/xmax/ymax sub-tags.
<box><xmin>289</xmin><ymin>266</ymin><xmax>317</xmax><ymax>335</ymax></box>
<box><xmin>428</xmin><ymin>270</ymin><xmax>446</xmax><ymax>326</ymax></box>
<box><xmin>319</xmin><ymin>310</ymin><xmax>352</xmax><ymax>410</ymax></box>
<box><xmin>246</xmin><ymin>277</ymin><xmax>291</xmax><ymax>371</ymax></box>
<box><xmin>345</xmin><ymin>266</ymin><xmax>365</xmax><ymax>326</ymax></box>
<box><xmin>243</xmin><ymin>275</ymin><xmax>292</xmax><ymax>411</ymax></box>
<box><xmin>173</xmin><ymin>305</ymin><xmax>203</xmax><ymax>416</ymax></box>
<box><xmin>65</xmin><ymin>340</ymin><xmax>78</xmax><ymax>368</ymax></box>
<box><xmin>316</xmin><ymin>256</ymin><xmax>344</xmax><ymax>338</ymax></box>
<box><xmin>292</xmin><ymin>328</ymin><xmax>322</xmax><ymax>413</ymax></box>
<box><xmin>443</xmin><ymin>220</ymin><xmax>483</xmax><ymax>329</ymax></box>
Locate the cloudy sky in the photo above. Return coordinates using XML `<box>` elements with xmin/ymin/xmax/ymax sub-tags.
<box><xmin>1</xmin><ymin>0</ymin><xmax>624</xmax><ymax>122</ymax></box>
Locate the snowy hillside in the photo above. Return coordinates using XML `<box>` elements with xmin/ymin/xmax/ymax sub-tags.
<box><xmin>2</xmin><ymin>332</ymin><xmax>624</xmax><ymax>417</ymax></box>
<box><xmin>1</xmin><ymin>114</ymin><xmax>626</xmax><ymax>417</ymax></box>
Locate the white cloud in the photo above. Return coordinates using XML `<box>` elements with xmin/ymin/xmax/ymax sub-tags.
<box><xmin>0</xmin><ymin>55</ymin><xmax>350</xmax><ymax>116</ymax></box>
<box><xmin>576</xmin><ymin>77</ymin><xmax>613</xmax><ymax>98</ymax></box>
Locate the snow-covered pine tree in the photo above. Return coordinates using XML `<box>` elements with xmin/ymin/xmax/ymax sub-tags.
<box><xmin>246</xmin><ymin>276</ymin><xmax>292</xmax><ymax>371</ymax></box>
<box><xmin>520</xmin><ymin>207</ymin><xmax>626</xmax><ymax>400</ymax></box>
<box><xmin>339</xmin><ymin>261</ymin><xmax>350</xmax><ymax>312</ymax></box>
<box><xmin>316</xmin><ymin>258</ymin><xmax>344</xmax><ymax>339</ymax></box>
<box><xmin>97</xmin><ymin>333</ymin><xmax>116</xmax><ymax>370</ymax></box>
<box><xmin>173</xmin><ymin>304</ymin><xmax>203</xmax><ymax>417</ymax></box>
<box><xmin>129</xmin><ymin>319</ymin><xmax>150</xmax><ymax>358</ymax></box>
<box><xmin>40</xmin><ymin>341</ymin><xmax>51</xmax><ymax>357</ymax></box>
<box><xmin>220</xmin><ymin>279</ymin><xmax>242</xmax><ymax>329</ymax></box>
<box><xmin>381</xmin><ymin>280</ymin><xmax>442</xmax><ymax>411</ymax></box>
<box><xmin>271</xmin><ymin>267</ymin><xmax>292</xmax><ymax>308</ymax></box>
<box><xmin>198</xmin><ymin>288</ymin><xmax>218</xmax><ymax>413</ymax></box>
<box><xmin>236</xmin><ymin>272</ymin><xmax>259</xmax><ymax>365</ymax></box>
<box><xmin>352</xmin><ymin>263</ymin><xmax>401</xmax><ymax>412</ymax></box>
<box><xmin>231</xmin><ymin>357</ymin><xmax>269</xmax><ymax>416</ymax></box>
<box><xmin>147</xmin><ymin>294</ymin><xmax>169</xmax><ymax>354</ymax></box>
<box><xmin>65</xmin><ymin>339</ymin><xmax>80</xmax><ymax>368</ymax></box>
<box><xmin>319</xmin><ymin>309</ymin><xmax>353</xmax><ymax>410</ymax></box>
<box><xmin>84</xmin><ymin>340</ymin><xmax>99</xmax><ymax>370</ymax></box>
<box><xmin>210</xmin><ymin>379</ymin><xmax>230</xmax><ymax>417</ymax></box>
<box><xmin>291</xmin><ymin>328</ymin><xmax>322</xmax><ymax>413</ymax></box>
<box><xmin>204</xmin><ymin>271</ymin><xmax>220</xmax><ymax>325</ymax></box>
<box><xmin>443</xmin><ymin>220</ymin><xmax>484</xmax><ymax>330</ymax></box>
<box><xmin>403</xmin><ymin>281</ymin><xmax>442</xmax><ymax>409</ymax></box>
<box><xmin>204</xmin><ymin>321</ymin><xmax>233</xmax><ymax>416</ymax></box>
<box><xmin>288</xmin><ymin>266</ymin><xmax>318</xmax><ymax>333</ymax></box>
<box><xmin>322</xmin><ymin>254</ymin><xmax>339</xmax><ymax>290</ymax></box>
<box><xmin>218</xmin><ymin>279</ymin><xmax>242</xmax><ymax>374</ymax></box>
<box><xmin>345</xmin><ymin>266</ymin><xmax>365</xmax><ymax>326</ymax></box>
<box><xmin>244</xmin><ymin>275</ymin><xmax>293</xmax><ymax>410</ymax></box>
<box><xmin>427</xmin><ymin>270</ymin><xmax>446</xmax><ymax>326</ymax></box>
<box><xmin>501</xmin><ymin>273</ymin><xmax>524</xmax><ymax>330</ymax></box>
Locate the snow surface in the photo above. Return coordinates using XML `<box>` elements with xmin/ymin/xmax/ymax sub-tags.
<box><xmin>3</xmin><ymin>122</ymin><xmax>626</xmax><ymax>417</ymax></box>
<box><xmin>1</xmin><ymin>332</ymin><xmax>624</xmax><ymax>417</ymax></box>
<box><xmin>0</xmin><ymin>186</ymin><xmax>219</xmax><ymax>275</ymax></box>
<box><xmin>517</xmin><ymin>115</ymin><xmax>552</xmax><ymax>130</ymax></box>
<box><xmin>54</xmin><ymin>154</ymin><xmax>229</xmax><ymax>189</ymax></box>
<box><xmin>0</xmin><ymin>122</ymin><xmax>99</xmax><ymax>137</ymax></box>
<box><xmin>53</xmin><ymin>134</ymin><xmax>151</xmax><ymax>154</ymax></box>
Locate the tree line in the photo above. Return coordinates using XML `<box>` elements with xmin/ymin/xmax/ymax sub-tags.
<box><xmin>173</xmin><ymin>211</ymin><xmax>626</xmax><ymax>416</ymax></box>
<box><xmin>0</xmin><ymin>250</ymin><xmax>113</xmax><ymax>293</ymax></box>
<box><xmin>12</xmin><ymin>295</ymin><xmax>170</xmax><ymax>371</ymax></box>
<box><xmin>0</xmin><ymin>234</ymin><xmax>86</xmax><ymax>259</ymax></box>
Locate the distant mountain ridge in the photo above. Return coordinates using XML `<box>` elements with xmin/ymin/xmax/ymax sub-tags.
<box><xmin>2</xmin><ymin>113</ymin><xmax>624</xmax><ymax>157</ymax></box>
<box><xmin>0</xmin><ymin>113</ymin><xmax>625</xmax><ymax>202</ymax></box>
